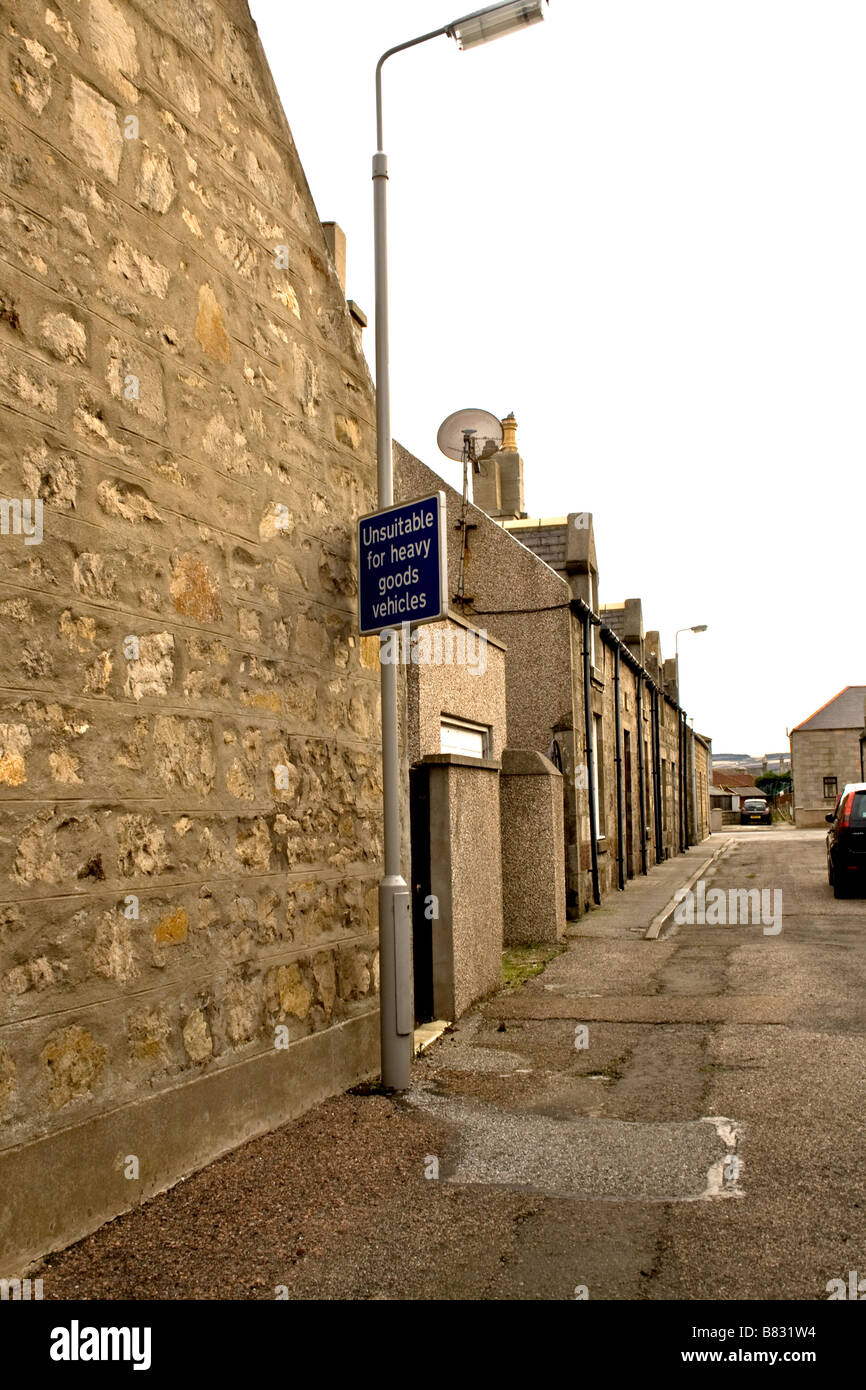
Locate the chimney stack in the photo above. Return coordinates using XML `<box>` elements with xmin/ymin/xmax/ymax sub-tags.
<box><xmin>473</xmin><ymin>411</ymin><xmax>525</xmax><ymax>521</ymax></box>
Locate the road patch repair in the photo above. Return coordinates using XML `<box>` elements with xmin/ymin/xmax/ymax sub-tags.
<box><xmin>482</xmin><ymin>993</ymin><xmax>790</xmax><ymax>1024</ymax></box>
<box><xmin>406</xmin><ymin>1090</ymin><xmax>744</xmax><ymax>1203</ymax></box>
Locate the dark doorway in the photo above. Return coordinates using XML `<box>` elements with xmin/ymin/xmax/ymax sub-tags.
<box><xmin>409</xmin><ymin>765</ymin><xmax>434</xmax><ymax>1023</ymax></box>
<box><xmin>624</xmin><ymin>730</ymin><xmax>634</xmax><ymax>878</ymax></box>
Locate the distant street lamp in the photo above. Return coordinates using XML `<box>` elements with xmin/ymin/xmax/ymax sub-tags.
<box><xmin>372</xmin><ymin>0</ymin><xmax>548</xmax><ymax>1091</ymax></box>
<box><xmin>675</xmin><ymin>623</ymin><xmax>708</xmax><ymax>659</ymax></box>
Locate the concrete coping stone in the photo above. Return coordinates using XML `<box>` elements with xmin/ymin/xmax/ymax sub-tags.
<box><xmin>444</xmin><ymin>609</ymin><xmax>507</xmax><ymax>649</ymax></box>
<box><xmin>501</xmin><ymin>748</ymin><xmax>562</xmax><ymax>778</ymax></box>
<box><xmin>420</xmin><ymin>754</ymin><xmax>501</xmax><ymax>771</ymax></box>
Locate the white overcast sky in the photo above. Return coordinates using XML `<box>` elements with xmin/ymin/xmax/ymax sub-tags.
<box><xmin>250</xmin><ymin>0</ymin><xmax>864</xmax><ymax>755</ymax></box>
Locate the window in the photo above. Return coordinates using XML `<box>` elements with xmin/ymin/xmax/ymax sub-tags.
<box><xmin>440</xmin><ymin>717</ymin><xmax>489</xmax><ymax>759</ymax></box>
<box><xmin>592</xmin><ymin>713</ymin><xmax>605</xmax><ymax>837</ymax></box>
<box><xmin>823</xmin><ymin>776</ymin><xmax>837</xmax><ymax>800</ymax></box>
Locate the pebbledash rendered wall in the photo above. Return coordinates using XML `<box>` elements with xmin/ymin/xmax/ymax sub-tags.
<box><xmin>0</xmin><ymin>0</ymin><xmax>382</xmax><ymax>1270</ymax></box>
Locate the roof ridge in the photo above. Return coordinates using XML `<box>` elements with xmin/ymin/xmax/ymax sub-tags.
<box><xmin>792</xmin><ymin>685</ymin><xmax>854</xmax><ymax>732</ymax></box>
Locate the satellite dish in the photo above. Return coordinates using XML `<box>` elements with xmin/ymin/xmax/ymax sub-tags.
<box><xmin>437</xmin><ymin>408</ymin><xmax>503</xmax><ymax>464</ymax></box>
<box><xmin>437</xmin><ymin>409</ymin><xmax>504</xmax><ymax>603</ymax></box>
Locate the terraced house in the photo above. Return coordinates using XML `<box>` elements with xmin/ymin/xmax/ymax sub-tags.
<box><xmin>396</xmin><ymin>427</ymin><xmax>712</xmax><ymax>1025</ymax></box>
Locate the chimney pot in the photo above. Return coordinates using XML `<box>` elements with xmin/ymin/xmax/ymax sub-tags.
<box><xmin>501</xmin><ymin>412</ymin><xmax>518</xmax><ymax>452</ymax></box>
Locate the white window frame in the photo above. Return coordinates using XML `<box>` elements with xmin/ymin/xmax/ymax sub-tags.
<box><xmin>592</xmin><ymin>713</ymin><xmax>605</xmax><ymax>839</ymax></box>
<box><xmin>439</xmin><ymin>716</ymin><xmax>490</xmax><ymax>760</ymax></box>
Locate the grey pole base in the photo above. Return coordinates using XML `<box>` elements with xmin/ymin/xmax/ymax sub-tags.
<box><xmin>378</xmin><ymin>877</ymin><xmax>413</xmax><ymax>1090</ymax></box>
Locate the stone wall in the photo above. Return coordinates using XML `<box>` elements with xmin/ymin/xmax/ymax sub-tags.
<box><xmin>507</xmin><ymin>513</ymin><xmax>709</xmax><ymax>893</ymax></box>
<box><xmin>586</xmin><ymin>632</ymin><xmax>646</xmax><ymax>896</ymax></box>
<box><xmin>657</xmin><ymin>694</ymin><xmax>683</xmax><ymax>859</ymax></box>
<box><xmin>0</xmin><ymin>0</ymin><xmax>381</xmax><ymax>1270</ymax></box>
<box><xmin>693</xmin><ymin>734</ymin><xmax>712</xmax><ymax>842</ymax></box>
<box><xmin>569</xmin><ymin>616</ymin><xmax>695</xmax><ymax>903</ymax></box>
<box><xmin>791</xmin><ymin>728</ymin><xmax>861</xmax><ymax>827</ymax></box>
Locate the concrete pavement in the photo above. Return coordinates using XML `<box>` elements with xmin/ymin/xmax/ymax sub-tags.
<box><xmin>36</xmin><ymin>826</ymin><xmax>866</xmax><ymax>1300</ymax></box>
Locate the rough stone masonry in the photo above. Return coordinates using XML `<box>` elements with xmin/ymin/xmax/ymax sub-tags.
<box><xmin>0</xmin><ymin>0</ymin><xmax>382</xmax><ymax>1270</ymax></box>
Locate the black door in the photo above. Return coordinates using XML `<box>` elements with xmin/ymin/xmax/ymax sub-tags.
<box><xmin>409</xmin><ymin>765</ymin><xmax>434</xmax><ymax>1023</ymax></box>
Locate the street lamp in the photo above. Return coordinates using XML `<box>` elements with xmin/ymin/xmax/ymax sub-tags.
<box><xmin>373</xmin><ymin>0</ymin><xmax>549</xmax><ymax>1090</ymax></box>
<box><xmin>674</xmin><ymin>623</ymin><xmax>708</xmax><ymax>659</ymax></box>
<box><xmin>449</xmin><ymin>0</ymin><xmax>548</xmax><ymax>47</ymax></box>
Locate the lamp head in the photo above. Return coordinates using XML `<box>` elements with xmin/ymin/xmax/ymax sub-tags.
<box><xmin>448</xmin><ymin>0</ymin><xmax>547</xmax><ymax>50</ymax></box>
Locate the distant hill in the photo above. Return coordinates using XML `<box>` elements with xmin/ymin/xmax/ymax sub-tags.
<box><xmin>713</xmin><ymin>753</ymin><xmax>790</xmax><ymax>773</ymax></box>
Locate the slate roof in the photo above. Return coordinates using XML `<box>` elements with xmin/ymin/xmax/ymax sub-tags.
<box><xmin>712</xmin><ymin>782</ymin><xmax>766</xmax><ymax>799</ymax></box>
<box><xmin>791</xmin><ymin>686</ymin><xmax>866</xmax><ymax>733</ymax></box>
<box><xmin>712</xmin><ymin>772</ymin><xmax>765</xmax><ymax>789</ymax></box>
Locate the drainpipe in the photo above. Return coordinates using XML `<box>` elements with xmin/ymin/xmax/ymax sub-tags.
<box><xmin>686</xmin><ymin>719</ymin><xmax>692</xmax><ymax>845</ymax></box>
<box><xmin>582</xmin><ymin>610</ymin><xmax>600</xmax><ymax>906</ymax></box>
<box><xmin>677</xmin><ymin>712</ymin><xmax>682</xmax><ymax>853</ymax></box>
<box><xmin>649</xmin><ymin>688</ymin><xmax>657</xmax><ymax>859</ymax></box>
<box><xmin>568</xmin><ymin>598</ymin><xmax>696</xmax><ymax>875</ymax></box>
<box><xmin>652</xmin><ymin>688</ymin><xmax>663</xmax><ymax>862</ymax></box>
<box><xmin>679</xmin><ymin>712</ymin><xmax>687</xmax><ymax>853</ymax></box>
<box><xmin>690</xmin><ymin>720</ymin><xmax>698</xmax><ymax>842</ymax></box>
<box><xmin>614</xmin><ymin>644</ymin><xmax>625</xmax><ymax>890</ymax></box>
<box><xmin>636</xmin><ymin>676</ymin><xmax>648</xmax><ymax>875</ymax></box>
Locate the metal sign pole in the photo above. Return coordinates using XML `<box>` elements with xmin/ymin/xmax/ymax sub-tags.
<box><xmin>372</xmin><ymin>143</ymin><xmax>412</xmax><ymax>1091</ymax></box>
<box><xmin>368</xmin><ymin>4</ymin><xmax>547</xmax><ymax>1089</ymax></box>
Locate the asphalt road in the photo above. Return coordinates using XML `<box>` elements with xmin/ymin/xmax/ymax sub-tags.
<box><xmin>37</xmin><ymin>826</ymin><xmax>866</xmax><ymax>1301</ymax></box>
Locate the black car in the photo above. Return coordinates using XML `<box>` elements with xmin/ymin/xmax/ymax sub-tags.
<box><xmin>826</xmin><ymin>783</ymin><xmax>866</xmax><ymax>898</ymax></box>
<box><xmin>740</xmin><ymin>797</ymin><xmax>771</xmax><ymax>826</ymax></box>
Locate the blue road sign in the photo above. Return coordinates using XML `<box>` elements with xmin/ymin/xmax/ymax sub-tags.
<box><xmin>359</xmin><ymin>492</ymin><xmax>448</xmax><ymax>636</ymax></box>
